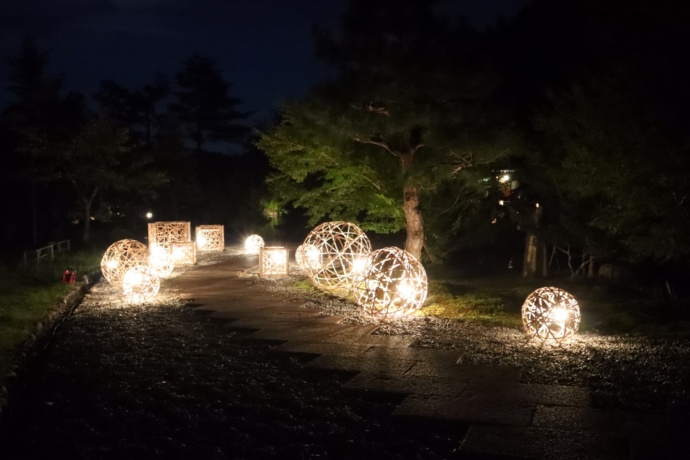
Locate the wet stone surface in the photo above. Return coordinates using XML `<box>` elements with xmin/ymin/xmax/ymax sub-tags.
<box><xmin>1</xmin><ymin>249</ymin><xmax>690</xmax><ymax>459</ymax></box>
<box><xmin>0</xmin><ymin>267</ymin><xmax>463</xmax><ymax>459</ymax></box>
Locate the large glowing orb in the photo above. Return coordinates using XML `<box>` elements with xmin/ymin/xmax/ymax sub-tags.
<box><xmin>302</xmin><ymin>221</ymin><xmax>371</xmax><ymax>292</ymax></box>
<box><xmin>196</xmin><ymin>225</ymin><xmax>224</xmax><ymax>252</ymax></box>
<box><xmin>122</xmin><ymin>266</ymin><xmax>160</xmax><ymax>301</ymax></box>
<box><xmin>352</xmin><ymin>247</ymin><xmax>427</xmax><ymax>318</ymax></box>
<box><xmin>101</xmin><ymin>239</ymin><xmax>150</xmax><ymax>286</ymax></box>
<box><xmin>260</xmin><ymin>246</ymin><xmax>289</xmax><ymax>277</ymax></box>
<box><xmin>245</xmin><ymin>234</ymin><xmax>265</xmax><ymax>254</ymax></box>
<box><xmin>522</xmin><ymin>287</ymin><xmax>581</xmax><ymax>344</ymax></box>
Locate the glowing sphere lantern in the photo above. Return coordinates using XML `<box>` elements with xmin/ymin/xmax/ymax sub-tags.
<box><xmin>302</xmin><ymin>221</ymin><xmax>371</xmax><ymax>292</ymax></box>
<box><xmin>122</xmin><ymin>266</ymin><xmax>160</xmax><ymax>301</ymax></box>
<box><xmin>352</xmin><ymin>247</ymin><xmax>427</xmax><ymax>318</ymax></box>
<box><xmin>295</xmin><ymin>244</ymin><xmax>321</xmax><ymax>271</ymax></box>
<box><xmin>244</xmin><ymin>234</ymin><xmax>265</xmax><ymax>254</ymax></box>
<box><xmin>522</xmin><ymin>287</ymin><xmax>581</xmax><ymax>344</ymax></box>
<box><xmin>101</xmin><ymin>239</ymin><xmax>150</xmax><ymax>286</ymax></box>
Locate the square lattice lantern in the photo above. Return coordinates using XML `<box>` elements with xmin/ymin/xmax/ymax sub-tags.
<box><xmin>196</xmin><ymin>225</ymin><xmax>224</xmax><ymax>252</ymax></box>
<box><xmin>259</xmin><ymin>246</ymin><xmax>289</xmax><ymax>277</ymax></box>
<box><xmin>172</xmin><ymin>241</ymin><xmax>196</xmax><ymax>265</ymax></box>
<box><xmin>148</xmin><ymin>221</ymin><xmax>191</xmax><ymax>248</ymax></box>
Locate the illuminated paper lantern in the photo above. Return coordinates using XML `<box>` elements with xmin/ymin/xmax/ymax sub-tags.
<box><xmin>148</xmin><ymin>221</ymin><xmax>191</xmax><ymax>249</ymax></box>
<box><xmin>259</xmin><ymin>246</ymin><xmax>289</xmax><ymax>277</ymax></box>
<box><xmin>522</xmin><ymin>287</ymin><xmax>581</xmax><ymax>344</ymax></box>
<box><xmin>302</xmin><ymin>221</ymin><xmax>371</xmax><ymax>292</ymax></box>
<box><xmin>101</xmin><ymin>239</ymin><xmax>150</xmax><ymax>286</ymax></box>
<box><xmin>196</xmin><ymin>225</ymin><xmax>224</xmax><ymax>252</ymax></box>
<box><xmin>122</xmin><ymin>266</ymin><xmax>160</xmax><ymax>301</ymax></box>
<box><xmin>172</xmin><ymin>241</ymin><xmax>196</xmax><ymax>265</ymax></box>
<box><xmin>149</xmin><ymin>244</ymin><xmax>174</xmax><ymax>278</ymax></box>
<box><xmin>245</xmin><ymin>234</ymin><xmax>265</xmax><ymax>254</ymax></box>
<box><xmin>295</xmin><ymin>244</ymin><xmax>321</xmax><ymax>271</ymax></box>
<box><xmin>352</xmin><ymin>247</ymin><xmax>427</xmax><ymax>318</ymax></box>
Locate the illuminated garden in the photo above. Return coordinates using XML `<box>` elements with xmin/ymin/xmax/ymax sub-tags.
<box><xmin>1</xmin><ymin>0</ymin><xmax>689</xmax><ymax>458</ymax></box>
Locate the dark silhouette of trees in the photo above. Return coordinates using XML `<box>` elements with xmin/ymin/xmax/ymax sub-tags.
<box><xmin>170</xmin><ymin>55</ymin><xmax>250</xmax><ymax>152</ymax></box>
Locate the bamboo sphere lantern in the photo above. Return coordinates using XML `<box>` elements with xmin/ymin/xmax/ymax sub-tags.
<box><xmin>522</xmin><ymin>287</ymin><xmax>581</xmax><ymax>344</ymax></box>
<box><xmin>352</xmin><ymin>247</ymin><xmax>427</xmax><ymax>318</ymax></box>
<box><xmin>295</xmin><ymin>244</ymin><xmax>321</xmax><ymax>271</ymax></box>
<box><xmin>302</xmin><ymin>221</ymin><xmax>371</xmax><ymax>291</ymax></box>
<box><xmin>122</xmin><ymin>266</ymin><xmax>160</xmax><ymax>301</ymax></box>
<box><xmin>244</xmin><ymin>234</ymin><xmax>265</xmax><ymax>254</ymax></box>
<box><xmin>196</xmin><ymin>225</ymin><xmax>224</xmax><ymax>252</ymax></box>
<box><xmin>101</xmin><ymin>239</ymin><xmax>150</xmax><ymax>286</ymax></box>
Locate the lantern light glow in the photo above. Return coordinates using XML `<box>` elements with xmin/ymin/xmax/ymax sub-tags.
<box><xmin>301</xmin><ymin>221</ymin><xmax>371</xmax><ymax>292</ymax></box>
<box><xmin>352</xmin><ymin>247</ymin><xmax>427</xmax><ymax>318</ymax></box>
<box><xmin>521</xmin><ymin>286</ymin><xmax>581</xmax><ymax>344</ymax></box>
<box><xmin>245</xmin><ymin>234</ymin><xmax>265</xmax><ymax>254</ymax></box>
<box><xmin>101</xmin><ymin>239</ymin><xmax>150</xmax><ymax>286</ymax></box>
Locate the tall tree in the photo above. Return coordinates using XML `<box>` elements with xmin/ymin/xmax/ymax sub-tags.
<box><xmin>170</xmin><ymin>55</ymin><xmax>249</xmax><ymax>152</ymax></box>
<box><xmin>94</xmin><ymin>73</ymin><xmax>169</xmax><ymax>147</ymax></box>
<box><xmin>52</xmin><ymin>118</ymin><xmax>168</xmax><ymax>243</ymax></box>
<box><xmin>259</xmin><ymin>0</ymin><xmax>513</xmax><ymax>261</ymax></box>
<box><xmin>1</xmin><ymin>37</ymin><xmax>87</xmax><ymax>245</ymax></box>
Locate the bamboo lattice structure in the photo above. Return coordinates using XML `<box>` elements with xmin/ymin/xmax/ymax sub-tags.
<box><xmin>196</xmin><ymin>225</ymin><xmax>224</xmax><ymax>252</ymax></box>
<box><xmin>302</xmin><ymin>221</ymin><xmax>371</xmax><ymax>292</ymax></box>
<box><xmin>522</xmin><ymin>287</ymin><xmax>581</xmax><ymax>344</ymax></box>
<box><xmin>101</xmin><ymin>239</ymin><xmax>150</xmax><ymax>286</ymax></box>
<box><xmin>259</xmin><ymin>246</ymin><xmax>289</xmax><ymax>277</ymax></box>
<box><xmin>122</xmin><ymin>266</ymin><xmax>160</xmax><ymax>301</ymax></box>
<box><xmin>172</xmin><ymin>241</ymin><xmax>196</xmax><ymax>265</ymax></box>
<box><xmin>352</xmin><ymin>247</ymin><xmax>427</xmax><ymax>318</ymax></box>
<box><xmin>244</xmin><ymin>234</ymin><xmax>265</xmax><ymax>254</ymax></box>
<box><xmin>148</xmin><ymin>221</ymin><xmax>191</xmax><ymax>249</ymax></box>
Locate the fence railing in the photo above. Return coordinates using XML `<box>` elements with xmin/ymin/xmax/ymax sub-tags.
<box><xmin>23</xmin><ymin>240</ymin><xmax>71</xmax><ymax>264</ymax></box>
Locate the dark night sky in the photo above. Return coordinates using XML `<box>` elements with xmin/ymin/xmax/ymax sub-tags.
<box><xmin>0</xmin><ymin>0</ymin><xmax>530</xmax><ymax>123</ymax></box>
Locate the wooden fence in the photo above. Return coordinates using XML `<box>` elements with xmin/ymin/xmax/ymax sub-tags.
<box><xmin>23</xmin><ymin>240</ymin><xmax>71</xmax><ymax>264</ymax></box>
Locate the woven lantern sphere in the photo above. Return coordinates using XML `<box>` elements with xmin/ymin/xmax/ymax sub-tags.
<box><xmin>353</xmin><ymin>247</ymin><xmax>427</xmax><ymax>318</ymax></box>
<box><xmin>244</xmin><ymin>234</ymin><xmax>265</xmax><ymax>255</ymax></box>
<box><xmin>522</xmin><ymin>287</ymin><xmax>581</xmax><ymax>344</ymax></box>
<box><xmin>302</xmin><ymin>221</ymin><xmax>372</xmax><ymax>291</ymax></box>
<box><xmin>295</xmin><ymin>244</ymin><xmax>322</xmax><ymax>271</ymax></box>
<box><xmin>101</xmin><ymin>239</ymin><xmax>150</xmax><ymax>286</ymax></box>
<box><xmin>122</xmin><ymin>266</ymin><xmax>160</xmax><ymax>301</ymax></box>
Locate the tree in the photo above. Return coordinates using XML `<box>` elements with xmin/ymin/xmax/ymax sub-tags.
<box><xmin>258</xmin><ymin>0</ymin><xmax>513</xmax><ymax>261</ymax></box>
<box><xmin>170</xmin><ymin>55</ymin><xmax>249</xmax><ymax>152</ymax></box>
<box><xmin>94</xmin><ymin>73</ymin><xmax>169</xmax><ymax>147</ymax></box>
<box><xmin>53</xmin><ymin>118</ymin><xmax>168</xmax><ymax>243</ymax></box>
<box><xmin>1</xmin><ymin>37</ymin><xmax>87</xmax><ymax>246</ymax></box>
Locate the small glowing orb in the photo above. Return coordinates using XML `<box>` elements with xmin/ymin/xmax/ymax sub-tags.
<box><xmin>149</xmin><ymin>244</ymin><xmax>174</xmax><ymax>278</ymax></box>
<box><xmin>101</xmin><ymin>239</ymin><xmax>150</xmax><ymax>286</ymax></box>
<box><xmin>302</xmin><ymin>221</ymin><xmax>372</xmax><ymax>292</ymax></box>
<box><xmin>196</xmin><ymin>225</ymin><xmax>224</xmax><ymax>252</ymax></box>
<box><xmin>260</xmin><ymin>246</ymin><xmax>289</xmax><ymax>276</ymax></box>
<box><xmin>522</xmin><ymin>287</ymin><xmax>581</xmax><ymax>344</ymax></box>
<box><xmin>352</xmin><ymin>247</ymin><xmax>427</xmax><ymax>318</ymax></box>
<box><xmin>245</xmin><ymin>234</ymin><xmax>265</xmax><ymax>254</ymax></box>
<box><xmin>146</xmin><ymin>211</ymin><xmax>153</xmax><ymax>219</ymax></box>
<box><xmin>122</xmin><ymin>266</ymin><xmax>160</xmax><ymax>301</ymax></box>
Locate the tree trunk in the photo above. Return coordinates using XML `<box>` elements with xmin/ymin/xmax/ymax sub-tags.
<box><xmin>403</xmin><ymin>183</ymin><xmax>424</xmax><ymax>261</ymax></box>
<box><xmin>82</xmin><ymin>199</ymin><xmax>92</xmax><ymax>244</ymax></box>
<box><xmin>522</xmin><ymin>204</ymin><xmax>548</xmax><ymax>277</ymax></box>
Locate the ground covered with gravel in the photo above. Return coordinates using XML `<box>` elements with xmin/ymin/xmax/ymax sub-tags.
<box><xmin>1</xmin><ymin>249</ymin><xmax>689</xmax><ymax>459</ymax></box>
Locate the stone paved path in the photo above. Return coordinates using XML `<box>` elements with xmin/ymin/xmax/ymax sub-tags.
<box><xmin>169</xmin><ymin>255</ymin><xmax>689</xmax><ymax>460</ymax></box>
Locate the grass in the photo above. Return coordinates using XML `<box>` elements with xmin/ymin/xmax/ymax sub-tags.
<box><xmin>0</xmin><ymin>251</ymin><xmax>102</xmax><ymax>377</ymax></box>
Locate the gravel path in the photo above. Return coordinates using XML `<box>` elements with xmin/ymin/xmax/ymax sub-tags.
<box><xmin>1</xmin><ymin>250</ymin><xmax>689</xmax><ymax>459</ymax></box>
